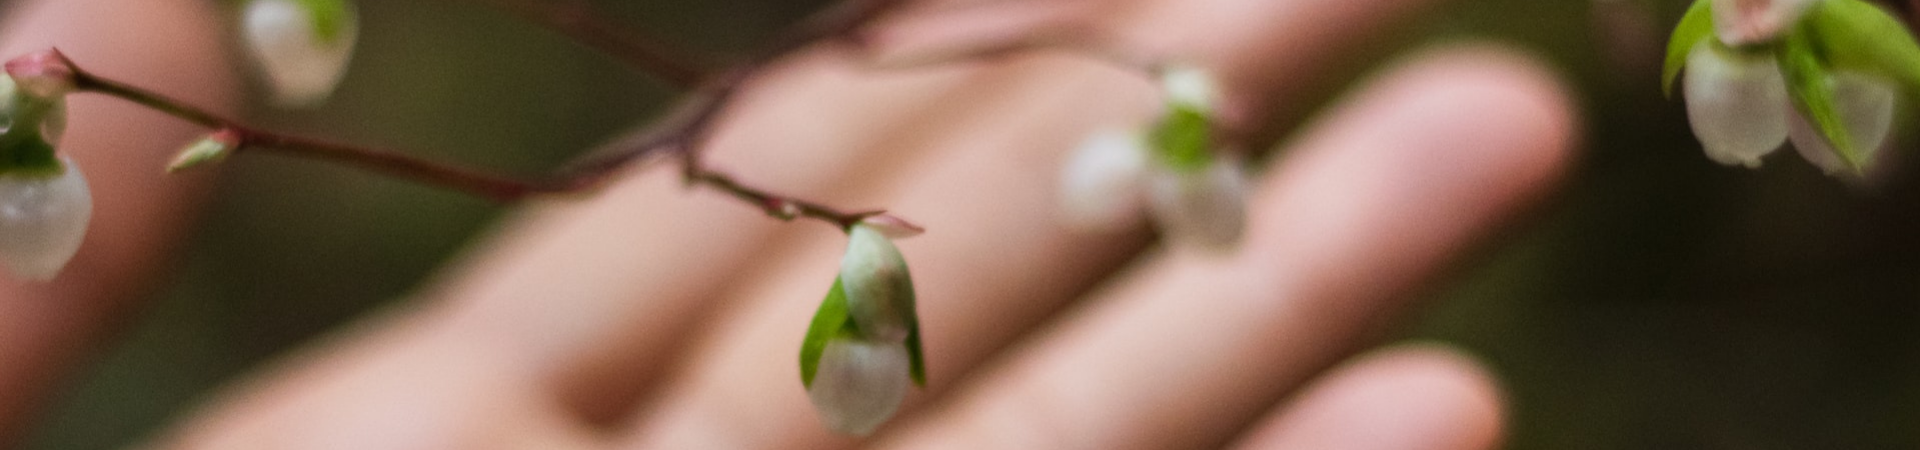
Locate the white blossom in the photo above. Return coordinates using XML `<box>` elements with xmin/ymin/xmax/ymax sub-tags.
<box><xmin>1684</xmin><ymin>42</ymin><xmax>1791</xmax><ymax>168</ymax></box>
<box><xmin>1789</xmin><ymin>71</ymin><xmax>1898</xmax><ymax>174</ymax></box>
<box><xmin>806</xmin><ymin>338</ymin><xmax>911</xmax><ymax>436</ymax></box>
<box><xmin>243</xmin><ymin>0</ymin><xmax>359</xmax><ymax>108</ymax></box>
<box><xmin>1146</xmin><ymin>155</ymin><xmax>1248</xmax><ymax>250</ymax></box>
<box><xmin>1160</xmin><ymin>64</ymin><xmax>1220</xmax><ymax>112</ymax></box>
<box><xmin>1058</xmin><ymin>128</ymin><xmax>1148</xmax><ymax>232</ymax></box>
<box><xmin>838</xmin><ymin>225</ymin><xmax>914</xmax><ymax>343</ymax></box>
<box><xmin>0</xmin><ymin>158</ymin><xmax>89</xmax><ymax>281</ymax></box>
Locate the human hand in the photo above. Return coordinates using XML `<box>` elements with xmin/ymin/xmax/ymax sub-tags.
<box><xmin>0</xmin><ymin>0</ymin><xmax>1576</xmax><ymax>448</ymax></box>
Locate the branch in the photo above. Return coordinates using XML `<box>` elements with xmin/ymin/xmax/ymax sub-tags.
<box><xmin>25</xmin><ymin>0</ymin><xmax>914</xmax><ymax>229</ymax></box>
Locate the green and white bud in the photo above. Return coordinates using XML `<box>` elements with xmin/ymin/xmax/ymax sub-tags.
<box><xmin>1059</xmin><ymin>127</ymin><xmax>1148</xmax><ymax>232</ymax></box>
<box><xmin>0</xmin><ymin>158</ymin><xmax>89</xmax><ymax>281</ymax></box>
<box><xmin>1789</xmin><ymin>71</ymin><xmax>1897</xmax><ymax>174</ymax></box>
<box><xmin>243</xmin><ymin>0</ymin><xmax>359</xmax><ymax>108</ymax></box>
<box><xmin>806</xmin><ymin>337</ymin><xmax>911</xmax><ymax>436</ymax></box>
<box><xmin>1684</xmin><ymin>42</ymin><xmax>1791</xmax><ymax>168</ymax></box>
<box><xmin>1160</xmin><ymin>63</ymin><xmax>1219</xmax><ymax>112</ymax></box>
<box><xmin>838</xmin><ymin>225</ymin><xmax>915</xmax><ymax>343</ymax></box>
<box><xmin>1146</xmin><ymin>154</ymin><xmax>1247</xmax><ymax>250</ymax></box>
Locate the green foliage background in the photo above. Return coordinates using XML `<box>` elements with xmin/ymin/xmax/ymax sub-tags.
<box><xmin>15</xmin><ymin>0</ymin><xmax>1920</xmax><ymax>448</ymax></box>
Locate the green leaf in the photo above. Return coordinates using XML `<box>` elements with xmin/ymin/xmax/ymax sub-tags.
<box><xmin>1150</xmin><ymin>106</ymin><xmax>1213</xmax><ymax>172</ymax></box>
<box><xmin>1780</xmin><ymin>32</ymin><xmax>1864</xmax><ymax>171</ymax></box>
<box><xmin>293</xmin><ymin>0</ymin><xmax>353</xmax><ymax>42</ymax></box>
<box><xmin>800</xmin><ymin>277</ymin><xmax>855</xmax><ymax>388</ymax></box>
<box><xmin>1665</xmin><ymin>0</ymin><xmax>1716</xmax><ymax>98</ymax></box>
<box><xmin>1803</xmin><ymin>0</ymin><xmax>1920</xmax><ymax>106</ymax></box>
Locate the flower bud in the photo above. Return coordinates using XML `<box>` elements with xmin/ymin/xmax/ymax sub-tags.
<box><xmin>1711</xmin><ymin>0</ymin><xmax>1818</xmax><ymax>46</ymax></box>
<box><xmin>1789</xmin><ymin>71</ymin><xmax>1897</xmax><ymax>175</ymax></box>
<box><xmin>806</xmin><ymin>338</ymin><xmax>911</xmax><ymax>436</ymax></box>
<box><xmin>1684</xmin><ymin>42</ymin><xmax>1790</xmax><ymax>168</ymax></box>
<box><xmin>0</xmin><ymin>158</ymin><xmax>90</xmax><ymax>280</ymax></box>
<box><xmin>1160</xmin><ymin>64</ymin><xmax>1219</xmax><ymax>112</ymax></box>
<box><xmin>1059</xmin><ymin>128</ymin><xmax>1148</xmax><ymax>232</ymax></box>
<box><xmin>3</xmin><ymin>49</ymin><xmax>76</xmax><ymax>100</ymax></box>
<box><xmin>1146</xmin><ymin>154</ymin><xmax>1248</xmax><ymax>250</ymax></box>
<box><xmin>169</xmin><ymin>129</ymin><xmax>242</xmax><ymax>173</ymax></box>
<box><xmin>838</xmin><ymin>225</ymin><xmax>915</xmax><ymax>343</ymax></box>
<box><xmin>243</xmin><ymin>0</ymin><xmax>359</xmax><ymax>108</ymax></box>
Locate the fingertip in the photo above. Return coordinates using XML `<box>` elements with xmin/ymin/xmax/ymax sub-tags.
<box><xmin>1231</xmin><ymin>343</ymin><xmax>1507</xmax><ymax>450</ymax></box>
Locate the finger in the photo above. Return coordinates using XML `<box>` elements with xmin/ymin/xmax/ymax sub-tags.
<box><xmin>619</xmin><ymin>0</ymin><xmax>1472</xmax><ymax>448</ymax></box>
<box><xmin>1228</xmin><ymin>344</ymin><xmax>1505</xmax><ymax>450</ymax></box>
<box><xmin>0</xmin><ymin>0</ymin><xmax>234</xmax><ymax>443</ymax></box>
<box><xmin>873</xmin><ymin>45</ymin><xmax>1575</xmax><ymax>449</ymax></box>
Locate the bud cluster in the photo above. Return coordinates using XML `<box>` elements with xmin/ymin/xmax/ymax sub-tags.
<box><xmin>1667</xmin><ymin>0</ymin><xmax>1920</xmax><ymax>175</ymax></box>
<box><xmin>799</xmin><ymin>220</ymin><xmax>928</xmax><ymax>436</ymax></box>
<box><xmin>1059</xmin><ymin>64</ymin><xmax>1248</xmax><ymax>249</ymax></box>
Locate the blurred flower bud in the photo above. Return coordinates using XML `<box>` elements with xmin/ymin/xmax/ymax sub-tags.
<box><xmin>860</xmin><ymin>214</ymin><xmax>925</xmax><ymax>239</ymax></box>
<box><xmin>806</xmin><ymin>337</ymin><xmax>911</xmax><ymax>436</ymax></box>
<box><xmin>0</xmin><ymin>75</ymin><xmax>67</xmax><ymax>146</ymax></box>
<box><xmin>3</xmin><ymin>49</ymin><xmax>76</xmax><ymax>100</ymax></box>
<box><xmin>243</xmin><ymin>0</ymin><xmax>359</xmax><ymax>108</ymax></box>
<box><xmin>1789</xmin><ymin>71</ymin><xmax>1897</xmax><ymax>175</ymax></box>
<box><xmin>1147</xmin><ymin>154</ymin><xmax>1247</xmax><ymax>250</ymax></box>
<box><xmin>1711</xmin><ymin>0</ymin><xmax>1818</xmax><ymax>46</ymax></box>
<box><xmin>1160</xmin><ymin>63</ymin><xmax>1219</xmax><ymax>112</ymax></box>
<box><xmin>838</xmin><ymin>225</ymin><xmax>915</xmax><ymax>343</ymax></box>
<box><xmin>170</xmin><ymin>129</ymin><xmax>243</xmax><ymax>173</ymax></box>
<box><xmin>1684</xmin><ymin>42</ymin><xmax>1790</xmax><ymax>168</ymax></box>
<box><xmin>1059</xmin><ymin>127</ymin><xmax>1148</xmax><ymax>232</ymax></box>
<box><xmin>0</xmin><ymin>157</ymin><xmax>90</xmax><ymax>281</ymax></box>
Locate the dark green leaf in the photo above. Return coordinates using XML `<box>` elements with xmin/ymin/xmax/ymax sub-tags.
<box><xmin>800</xmin><ymin>277</ymin><xmax>854</xmax><ymax>388</ymax></box>
<box><xmin>1150</xmin><ymin>106</ymin><xmax>1213</xmax><ymax>172</ymax></box>
<box><xmin>1780</xmin><ymin>32</ymin><xmax>1864</xmax><ymax>171</ymax></box>
<box><xmin>1804</xmin><ymin>0</ymin><xmax>1920</xmax><ymax>106</ymax></box>
<box><xmin>1665</xmin><ymin>0</ymin><xmax>1715</xmax><ymax>98</ymax></box>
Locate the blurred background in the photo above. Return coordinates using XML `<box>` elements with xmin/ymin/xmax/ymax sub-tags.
<box><xmin>10</xmin><ymin>0</ymin><xmax>1920</xmax><ymax>448</ymax></box>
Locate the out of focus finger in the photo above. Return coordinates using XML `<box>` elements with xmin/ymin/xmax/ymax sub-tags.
<box><xmin>1228</xmin><ymin>344</ymin><xmax>1505</xmax><ymax>450</ymax></box>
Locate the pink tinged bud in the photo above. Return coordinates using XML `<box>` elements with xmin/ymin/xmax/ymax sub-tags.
<box><xmin>1684</xmin><ymin>42</ymin><xmax>1790</xmax><ymax>168</ymax></box>
<box><xmin>0</xmin><ymin>158</ymin><xmax>90</xmax><ymax>281</ymax></box>
<box><xmin>860</xmin><ymin>214</ymin><xmax>925</xmax><ymax>239</ymax></box>
<box><xmin>806</xmin><ymin>338</ymin><xmax>910</xmax><ymax>436</ymax></box>
<box><xmin>243</xmin><ymin>0</ymin><xmax>358</xmax><ymax>108</ymax></box>
<box><xmin>838</xmin><ymin>225</ymin><xmax>914</xmax><ymax>343</ymax></box>
<box><xmin>1711</xmin><ymin>0</ymin><xmax>1819</xmax><ymax>46</ymax></box>
<box><xmin>1789</xmin><ymin>71</ymin><xmax>1897</xmax><ymax>175</ymax></box>
<box><xmin>1059</xmin><ymin>128</ymin><xmax>1148</xmax><ymax>232</ymax></box>
<box><xmin>3</xmin><ymin>49</ymin><xmax>77</xmax><ymax>99</ymax></box>
<box><xmin>1146</xmin><ymin>155</ymin><xmax>1248</xmax><ymax>250</ymax></box>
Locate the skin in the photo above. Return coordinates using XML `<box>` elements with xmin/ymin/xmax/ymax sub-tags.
<box><xmin>0</xmin><ymin>0</ymin><xmax>1576</xmax><ymax>448</ymax></box>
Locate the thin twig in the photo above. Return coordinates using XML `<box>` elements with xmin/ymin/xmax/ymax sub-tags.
<box><xmin>52</xmin><ymin>0</ymin><xmax>913</xmax><ymax>229</ymax></box>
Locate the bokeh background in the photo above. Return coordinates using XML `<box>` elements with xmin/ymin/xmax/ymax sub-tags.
<box><xmin>11</xmin><ymin>0</ymin><xmax>1920</xmax><ymax>448</ymax></box>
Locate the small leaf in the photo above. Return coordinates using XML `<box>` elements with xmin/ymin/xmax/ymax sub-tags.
<box><xmin>1665</xmin><ymin>0</ymin><xmax>1715</xmax><ymax>98</ymax></box>
<box><xmin>1802</xmin><ymin>0</ymin><xmax>1920</xmax><ymax>106</ymax></box>
<box><xmin>801</xmin><ymin>278</ymin><xmax>855</xmax><ymax>388</ymax></box>
<box><xmin>1779</xmin><ymin>32</ymin><xmax>1863</xmax><ymax>171</ymax></box>
<box><xmin>293</xmin><ymin>0</ymin><xmax>353</xmax><ymax>42</ymax></box>
<box><xmin>1150</xmin><ymin>106</ymin><xmax>1212</xmax><ymax>173</ymax></box>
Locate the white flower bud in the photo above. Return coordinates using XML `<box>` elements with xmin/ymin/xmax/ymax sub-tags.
<box><xmin>1146</xmin><ymin>155</ymin><xmax>1248</xmax><ymax>250</ymax></box>
<box><xmin>1161</xmin><ymin>64</ymin><xmax>1219</xmax><ymax>112</ymax></box>
<box><xmin>1711</xmin><ymin>0</ymin><xmax>1819</xmax><ymax>46</ymax></box>
<box><xmin>1059</xmin><ymin>128</ymin><xmax>1148</xmax><ymax>232</ymax></box>
<box><xmin>1684</xmin><ymin>42</ymin><xmax>1790</xmax><ymax>168</ymax></box>
<box><xmin>0</xmin><ymin>158</ymin><xmax>90</xmax><ymax>281</ymax></box>
<box><xmin>243</xmin><ymin>0</ymin><xmax>359</xmax><ymax>108</ymax></box>
<box><xmin>806</xmin><ymin>338</ymin><xmax>910</xmax><ymax>436</ymax></box>
<box><xmin>839</xmin><ymin>225</ymin><xmax>914</xmax><ymax>343</ymax></box>
<box><xmin>1788</xmin><ymin>71</ymin><xmax>1897</xmax><ymax>175</ymax></box>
